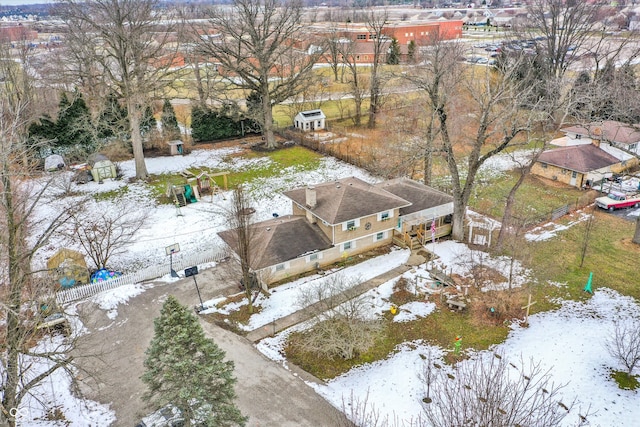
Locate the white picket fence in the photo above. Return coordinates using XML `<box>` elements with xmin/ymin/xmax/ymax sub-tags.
<box><xmin>55</xmin><ymin>248</ymin><xmax>230</xmax><ymax>305</ymax></box>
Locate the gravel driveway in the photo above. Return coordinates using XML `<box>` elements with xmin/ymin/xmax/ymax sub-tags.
<box><xmin>73</xmin><ymin>262</ymin><xmax>347</xmax><ymax>426</ymax></box>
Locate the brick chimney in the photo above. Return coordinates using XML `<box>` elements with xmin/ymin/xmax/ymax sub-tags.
<box><xmin>305</xmin><ymin>186</ymin><xmax>317</xmax><ymax>209</ymax></box>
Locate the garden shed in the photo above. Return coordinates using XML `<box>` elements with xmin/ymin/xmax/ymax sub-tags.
<box><xmin>47</xmin><ymin>248</ymin><xmax>89</xmax><ymax>289</ymax></box>
<box><xmin>294</xmin><ymin>109</ymin><xmax>326</xmax><ymax>132</ymax></box>
<box><xmin>88</xmin><ymin>153</ymin><xmax>117</xmax><ymax>182</ymax></box>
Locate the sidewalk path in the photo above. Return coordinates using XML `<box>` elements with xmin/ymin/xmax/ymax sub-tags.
<box><xmin>245</xmin><ymin>255</ymin><xmax>423</xmax><ymax>342</ymax></box>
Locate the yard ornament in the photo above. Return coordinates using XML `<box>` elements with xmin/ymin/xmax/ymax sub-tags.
<box><xmin>454</xmin><ymin>335</ymin><xmax>462</xmax><ymax>354</ymax></box>
<box><xmin>583</xmin><ymin>272</ymin><xmax>593</xmax><ymax>294</ymax></box>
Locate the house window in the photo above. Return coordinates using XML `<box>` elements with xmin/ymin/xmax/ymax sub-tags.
<box><xmin>308</xmin><ymin>253</ymin><xmax>320</xmax><ymax>263</ymax></box>
<box><xmin>317</xmin><ymin>120</ymin><xmax>321</xmax><ymax>127</ymax></box>
<box><xmin>380</xmin><ymin>211</ymin><xmax>390</xmax><ymax>221</ymax></box>
<box><xmin>275</xmin><ymin>264</ymin><xmax>285</xmax><ymax>272</ymax></box>
<box><xmin>375</xmin><ymin>232</ymin><xmax>385</xmax><ymax>241</ymax></box>
<box><xmin>369</xmin><ymin>33</ymin><xmax>377</xmax><ymax>39</ymax></box>
<box><xmin>572</xmin><ymin>171</ymin><xmax>577</xmax><ymax>178</ymax></box>
<box><xmin>343</xmin><ymin>241</ymin><xmax>352</xmax><ymax>251</ymax></box>
<box><xmin>541</xmin><ymin>163</ymin><xmax>547</xmax><ymax>169</ymax></box>
<box><xmin>343</xmin><ymin>218</ymin><xmax>360</xmax><ymax>231</ymax></box>
<box><xmin>561</xmin><ymin>168</ymin><xmax>567</xmax><ymax>174</ymax></box>
<box><xmin>575</xmin><ymin>134</ymin><xmax>582</xmax><ymax>139</ymax></box>
<box><xmin>630</xmin><ymin>143</ymin><xmax>637</xmax><ymax>150</ymax></box>
<box><xmin>357</xmin><ymin>34</ymin><xmax>367</xmax><ymax>40</ymax></box>
<box><xmin>305</xmin><ymin>122</ymin><xmax>309</xmax><ymax>129</ymax></box>
<box><xmin>356</xmin><ymin>55</ymin><xmax>360</xmax><ymax>60</ymax></box>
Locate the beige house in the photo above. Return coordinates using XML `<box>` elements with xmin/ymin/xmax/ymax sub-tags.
<box><xmin>218</xmin><ymin>177</ymin><xmax>454</xmax><ymax>284</ymax></box>
<box><xmin>532</xmin><ymin>144</ymin><xmax>624</xmax><ymax>188</ymax></box>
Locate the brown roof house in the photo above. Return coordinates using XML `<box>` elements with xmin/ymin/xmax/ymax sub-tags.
<box><xmin>532</xmin><ymin>144</ymin><xmax>624</xmax><ymax>188</ymax></box>
<box><xmin>556</xmin><ymin>120</ymin><xmax>640</xmax><ymax>162</ymax></box>
<box><xmin>218</xmin><ymin>177</ymin><xmax>454</xmax><ymax>284</ymax></box>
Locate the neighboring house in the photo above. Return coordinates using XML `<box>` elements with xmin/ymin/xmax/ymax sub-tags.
<box><xmin>218</xmin><ymin>177</ymin><xmax>454</xmax><ymax>284</ymax></box>
<box><xmin>294</xmin><ymin>109</ymin><xmax>326</xmax><ymax>132</ymax></box>
<box><xmin>532</xmin><ymin>144</ymin><xmax>624</xmax><ymax>188</ymax></box>
<box><xmin>557</xmin><ymin>120</ymin><xmax>640</xmax><ymax>159</ymax></box>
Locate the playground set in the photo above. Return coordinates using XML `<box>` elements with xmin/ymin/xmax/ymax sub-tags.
<box><xmin>167</xmin><ymin>170</ymin><xmax>230</xmax><ymax>207</ymax></box>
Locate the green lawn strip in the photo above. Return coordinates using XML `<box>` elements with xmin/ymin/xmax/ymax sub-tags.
<box><xmin>285</xmin><ymin>308</ymin><xmax>509</xmax><ymax>380</ymax></box>
<box><xmin>91</xmin><ymin>185</ymin><xmax>130</xmax><ymax>202</ymax></box>
<box><xmin>527</xmin><ymin>211</ymin><xmax>640</xmax><ymax>300</ymax></box>
<box><xmin>146</xmin><ymin>146</ymin><xmax>323</xmax><ymax>204</ymax></box>
<box><xmin>470</xmin><ymin>172</ymin><xmax>588</xmax><ymax>220</ymax></box>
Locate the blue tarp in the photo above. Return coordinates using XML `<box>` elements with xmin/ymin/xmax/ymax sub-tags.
<box><xmin>90</xmin><ymin>268</ymin><xmax>123</xmax><ymax>283</ymax></box>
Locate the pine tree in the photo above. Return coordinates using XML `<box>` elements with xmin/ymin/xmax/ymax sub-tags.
<box><xmin>97</xmin><ymin>93</ymin><xmax>129</xmax><ymax>140</ymax></box>
<box><xmin>387</xmin><ymin>37</ymin><xmax>400</xmax><ymax>65</ymax></box>
<box><xmin>56</xmin><ymin>91</ymin><xmax>95</xmax><ymax>148</ymax></box>
<box><xmin>161</xmin><ymin>99</ymin><xmax>181</xmax><ymax>140</ymax></box>
<box><xmin>142</xmin><ymin>296</ymin><xmax>247</xmax><ymax>427</ymax></box>
<box><xmin>139</xmin><ymin>104</ymin><xmax>156</xmax><ymax>136</ymax></box>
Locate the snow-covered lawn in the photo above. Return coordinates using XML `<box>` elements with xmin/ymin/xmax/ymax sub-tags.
<box><xmin>201</xmin><ymin>247</ymin><xmax>411</xmax><ymax>330</ymax></box>
<box><xmin>257</xmin><ymin>243</ymin><xmax>640</xmax><ymax>427</ymax></box>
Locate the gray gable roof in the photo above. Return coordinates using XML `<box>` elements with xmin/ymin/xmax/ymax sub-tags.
<box><xmin>537</xmin><ymin>144</ymin><xmax>620</xmax><ymax>173</ymax></box>
<box><xmin>217</xmin><ymin>215</ymin><xmax>332</xmax><ymax>270</ymax></box>
<box><xmin>375</xmin><ymin>178</ymin><xmax>453</xmax><ymax>215</ymax></box>
<box><xmin>561</xmin><ymin>120</ymin><xmax>640</xmax><ymax>146</ymax></box>
<box><xmin>283</xmin><ymin>177</ymin><xmax>411</xmax><ymax>224</ymax></box>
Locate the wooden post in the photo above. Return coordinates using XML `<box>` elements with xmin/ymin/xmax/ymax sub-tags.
<box><xmin>521</xmin><ymin>293</ymin><xmax>537</xmax><ymax>325</ymax></box>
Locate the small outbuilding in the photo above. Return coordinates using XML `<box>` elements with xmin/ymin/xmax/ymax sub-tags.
<box><xmin>88</xmin><ymin>153</ymin><xmax>117</xmax><ymax>182</ymax></box>
<box><xmin>44</xmin><ymin>154</ymin><xmax>65</xmax><ymax>172</ymax></box>
<box><xmin>47</xmin><ymin>248</ymin><xmax>90</xmax><ymax>289</ymax></box>
<box><xmin>294</xmin><ymin>109</ymin><xmax>326</xmax><ymax>132</ymax></box>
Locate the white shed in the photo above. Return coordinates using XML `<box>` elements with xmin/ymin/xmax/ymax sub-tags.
<box><xmin>294</xmin><ymin>109</ymin><xmax>326</xmax><ymax>132</ymax></box>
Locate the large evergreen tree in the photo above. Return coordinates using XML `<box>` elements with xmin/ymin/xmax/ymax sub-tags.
<box><xmin>56</xmin><ymin>91</ymin><xmax>95</xmax><ymax>147</ymax></box>
<box><xmin>142</xmin><ymin>296</ymin><xmax>246</xmax><ymax>427</ymax></box>
<box><xmin>161</xmin><ymin>99</ymin><xmax>181</xmax><ymax>140</ymax></box>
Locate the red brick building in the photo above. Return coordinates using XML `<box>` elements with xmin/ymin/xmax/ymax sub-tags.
<box><xmin>314</xmin><ymin>20</ymin><xmax>463</xmax><ymax>64</ymax></box>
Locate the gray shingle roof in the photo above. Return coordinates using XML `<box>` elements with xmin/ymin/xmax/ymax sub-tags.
<box><xmin>561</xmin><ymin>120</ymin><xmax>640</xmax><ymax>146</ymax></box>
<box><xmin>283</xmin><ymin>177</ymin><xmax>411</xmax><ymax>224</ymax></box>
<box><xmin>375</xmin><ymin>178</ymin><xmax>453</xmax><ymax>215</ymax></box>
<box><xmin>217</xmin><ymin>215</ymin><xmax>332</xmax><ymax>270</ymax></box>
<box><xmin>537</xmin><ymin>144</ymin><xmax>620</xmax><ymax>173</ymax></box>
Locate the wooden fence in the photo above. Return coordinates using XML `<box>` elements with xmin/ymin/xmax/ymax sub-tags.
<box><xmin>55</xmin><ymin>248</ymin><xmax>230</xmax><ymax>305</ymax></box>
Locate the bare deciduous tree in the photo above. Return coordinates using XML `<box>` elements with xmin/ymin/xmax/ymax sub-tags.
<box><xmin>606</xmin><ymin>317</ymin><xmax>640</xmax><ymax>378</ymax></box>
<box><xmin>294</xmin><ymin>274</ymin><xmax>383</xmax><ymax>360</ymax></box>
<box><xmin>366</xmin><ymin>10</ymin><xmax>389</xmax><ymax>129</ymax></box>
<box><xmin>195</xmin><ymin>0</ymin><xmax>321</xmax><ymax>149</ymax></box>
<box><xmin>61</xmin><ymin>205</ymin><xmax>147</xmax><ymax>270</ymax></box>
<box><xmin>406</xmin><ymin>36</ymin><xmax>534</xmax><ymax>241</ymax></box>
<box><xmin>420</xmin><ymin>352</ymin><xmax>583</xmax><ymax>427</ymax></box>
<box><xmin>521</xmin><ymin>0</ymin><xmax>603</xmax><ymax>80</ymax></box>
<box><xmin>56</xmin><ymin>0</ymin><xmax>181</xmax><ymax>180</ymax></box>
<box><xmin>227</xmin><ymin>186</ymin><xmax>259</xmax><ymax>314</ymax></box>
<box><xmin>402</xmin><ymin>35</ymin><xmax>464</xmax><ymax>186</ymax></box>
<box><xmin>0</xmin><ymin>42</ymin><xmax>80</xmax><ymax>426</ymax></box>
<box><xmin>337</xmin><ymin>35</ymin><xmax>369</xmax><ymax>127</ymax></box>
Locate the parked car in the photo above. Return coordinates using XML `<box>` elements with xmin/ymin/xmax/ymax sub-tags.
<box><xmin>136</xmin><ymin>405</ymin><xmax>183</xmax><ymax>427</ymax></box>
<box><xmin>595</xmin><ymin>191</ymin><xmax>640</xmax><ymax>211</ymax></box>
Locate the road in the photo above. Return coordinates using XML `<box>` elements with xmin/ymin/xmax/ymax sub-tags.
<box><xmin>72</xmin><ymin>262</ymin><xmax>348</xmax><ymax>427</ymax></box>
